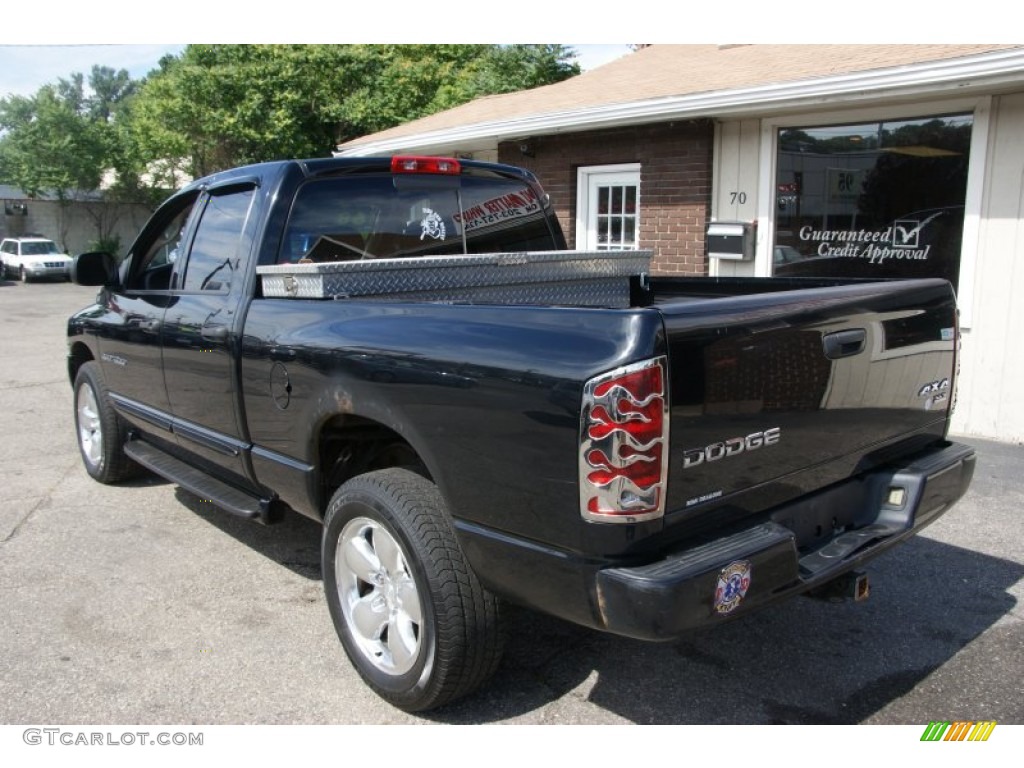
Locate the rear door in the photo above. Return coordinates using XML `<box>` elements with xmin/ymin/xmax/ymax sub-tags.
<box><xmin>162</xmin><ymin>181</ymin><xmax>260</xmax><ymax>484</ymax></box>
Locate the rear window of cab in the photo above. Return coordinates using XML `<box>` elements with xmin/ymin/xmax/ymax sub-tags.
<box><xmin>279</xmin><ymin>175</ymin><xmax>558</xmax><ymax>265</ymax></box>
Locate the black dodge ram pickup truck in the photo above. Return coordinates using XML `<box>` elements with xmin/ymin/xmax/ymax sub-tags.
<box><xmin>67</xmin><ymin>155</ymin><xmax>975</xmax><ymax>711</ymax></box>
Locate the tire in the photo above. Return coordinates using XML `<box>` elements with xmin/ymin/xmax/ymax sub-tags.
<box><xmin>322</xmin><ymin>468</ymin><xmax>504</xmax><ymax>712</ymax></box>
<box><xmin>73</xmin><ymin>362</ymin><xmax>140</xmax><ymax>483</ymax></box>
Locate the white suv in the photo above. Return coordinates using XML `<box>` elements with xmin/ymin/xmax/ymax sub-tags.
<box><xmin>0</xmin><ymin>236</ymin><xmax>73</xmax><ymax>281</ymax></box>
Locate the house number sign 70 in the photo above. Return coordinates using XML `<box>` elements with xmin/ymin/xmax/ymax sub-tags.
<box><xmin>730</xmin><ymin>191</ymin><xmax>747</xmax><ymax>205</ymax></box>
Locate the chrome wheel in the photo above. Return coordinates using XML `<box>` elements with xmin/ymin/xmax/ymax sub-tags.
<box><xmin>72</xmin><ymin>362</ymin><xmax>139</xmax><ymax>484</ymax></box>
<box><xmin>76</xmin><ymin>382</ymin><xmax>103</xmax><ymax>469</ymax></box>
<box><xmin>335</xmin><ymin>516</ymin><xmax>423</xmax><ymax>676</ymax></box>
<box><xmin>323</xmin><ymin>469</ymin><xmax>504</xmax><ymax>711</ymax></box>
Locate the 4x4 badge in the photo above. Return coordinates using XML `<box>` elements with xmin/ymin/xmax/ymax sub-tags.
<box><xmin>918</xmin><ymin>378</ymin><xmax>950</xmax><ymax>397</ymax></box>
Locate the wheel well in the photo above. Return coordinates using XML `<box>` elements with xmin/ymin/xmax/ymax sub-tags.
<box><xmin>318</xmin><ymin>415</ymin><xmax>431</xmax><ymax>512</ymax></box>
<box><xmin>68</xmin><ymin>342</ymin><xmax>94</xmax><ymax>385</ymax></box>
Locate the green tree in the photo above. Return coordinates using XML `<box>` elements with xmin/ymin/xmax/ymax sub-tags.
<box><xmin>0</xmin><ymin>66</ymin><xmax>141</xmax><ymax>248</ymax></box>
<box><xmin>1</xmin><ymin>44</ymin><xmax>581</xmax><ymax>220</ymax></box>
<box><xmin>0</xmin><ymin>84</ymin><xmax>105</xmax><ymax>198</ymax></box>
<box><xmin>88</xmin><ymin>65</ymin><xmax>138</xmax><ymax>122</ymax></box>
<box><xmin>127</xmin><ymin>44</ymin><xmax>579</xmax><ymax>177</ymax></box>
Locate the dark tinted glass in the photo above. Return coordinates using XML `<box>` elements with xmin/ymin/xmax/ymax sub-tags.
<box><xmin>182</xmin><ymin>189</ymin><xmax>256</xmax><ymax>292</ymax></box>
<box><xmin>773</xmin><ymin>113</ymin><xmax>972</xmax><ymax>289</ymax></box>
<box><xmin>22</xmin><ymin>241</ymin><xmax>60</xmax><ymax>255</ymax></box>
<box><xmin>280</xmin><ymin>175</ymin><xmax>556</xmax><ymax>264</ymax></box>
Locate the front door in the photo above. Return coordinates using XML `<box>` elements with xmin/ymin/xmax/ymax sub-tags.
<box><xmin>94</xmin><ymin>193</ymin><xmax>200</xmax><ymax>432</ymax></box>
<box><xmin>576</xmin><ymin>164</ymin><xmax>641</xmax><ymax>251</ymax></box>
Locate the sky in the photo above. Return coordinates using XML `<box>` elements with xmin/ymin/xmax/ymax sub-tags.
<box><xmin>0</xmin><ymin>0</ymin><xmax>1008</xmax><ymax>100</ymax></box>
<box><xmin>0</xmin><ymin>44</ymin><xmax>634</xmax><ymax>100</ymax></box>
<box><xmin>0</xmin><ymin>45</ymin><xmax>183</xmax><ymax>99</ymax></box>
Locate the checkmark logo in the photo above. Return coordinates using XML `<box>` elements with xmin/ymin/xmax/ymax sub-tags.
<box><xmin>892</xmin><ymin>211</ymin><xmax>946</xmax><ymax>248</ymax></box>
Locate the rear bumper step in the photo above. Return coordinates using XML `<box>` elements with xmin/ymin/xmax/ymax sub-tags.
<box><xmin>125</xmin><ymin>440</ymin><xmax>283</xmax><ymax>524</ymax></box>
<box><xmin>594</xmin><ymin>441</ymin><xmax>975</xmax><ymax>640</ymax></box>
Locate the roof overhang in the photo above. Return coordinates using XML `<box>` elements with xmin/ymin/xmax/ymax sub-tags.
<box><xmin>336</xmin><ymin>48</ymin><xmax>1024</xmax><ymax>157</ymax></box>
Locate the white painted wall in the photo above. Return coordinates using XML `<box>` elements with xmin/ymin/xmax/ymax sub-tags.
<box><xmin>1</xmin><ymin>199</ymin><xmax>152</xmax><ymax>256</ymax></box>
<box><xmin>953</xmin><ymin>92</ymin><xmax>1024</xmax><ymax>442</ymax></box>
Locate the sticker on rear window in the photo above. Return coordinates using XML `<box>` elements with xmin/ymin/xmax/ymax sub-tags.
<box><xmin>419</xmin><ymin>208</ymin><xmax>446</xmax><ymax>241</ymax></box>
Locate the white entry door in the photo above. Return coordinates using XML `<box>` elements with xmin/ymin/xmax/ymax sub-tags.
<box><xmin>576</xmin><ymin>164</ymin><xmax>641</xmax><ymax>251</ymax></box>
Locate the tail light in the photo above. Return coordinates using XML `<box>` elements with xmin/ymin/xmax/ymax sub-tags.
<box><xmin>391</xmin><ymin>156</ymin><xmax>461</xmax><ymax>175</ymax></box>
<box><xmin>579</xmin><ymin>357</ymin><xmax>669</xmax><ymax>523</ymax></box>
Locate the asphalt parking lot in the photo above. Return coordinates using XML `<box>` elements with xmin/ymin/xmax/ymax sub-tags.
<box><xmin>1</xmin><ymin>278</ymin><xmax>1021</xmax><ymax>725</ymax></box>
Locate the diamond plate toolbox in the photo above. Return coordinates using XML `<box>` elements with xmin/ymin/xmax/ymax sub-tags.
<box><xmin>256</xmin><ymin>250</ymin><xmax>652</xmax><ymax>307</ymax></box>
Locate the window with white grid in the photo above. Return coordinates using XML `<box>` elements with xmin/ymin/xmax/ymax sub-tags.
<box><xmin>576</xmin><ymin>164</ymin><xmax>641</xmax><ymax>251</ymax></box>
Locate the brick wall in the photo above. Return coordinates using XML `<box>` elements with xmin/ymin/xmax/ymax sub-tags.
<box><xmin>497</xmin><ymin>120</ymin><xmax>714</xmax><ymax>275</ymax></box>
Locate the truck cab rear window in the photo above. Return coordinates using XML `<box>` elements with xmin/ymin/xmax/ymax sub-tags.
<box><xmin>279</xmin><ymin>175</ymin><xmax>557</xmax><ymax>264</ymax></box>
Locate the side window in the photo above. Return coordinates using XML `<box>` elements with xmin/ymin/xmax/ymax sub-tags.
<box><xmin>180</xmin><ymin>187</ymin><xmax>256</xmax><ymax>292</ymax></box>
<box><xmin>126</xmin><ymin>195</ymin><xmax>199</xmax><ymax>291</ymax></box>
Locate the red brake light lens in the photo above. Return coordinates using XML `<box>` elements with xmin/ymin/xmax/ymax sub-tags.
<box><xmin>390</xmin><ymin>156</ymin><xmax>462</xmax><ymax>175</ymax></box>
<box><xmin>579</xmin><ymin>357</ymin><xmax>669</xmax><ymax>523</ymax></box>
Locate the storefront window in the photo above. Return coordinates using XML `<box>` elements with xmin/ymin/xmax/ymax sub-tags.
<box><xmin>773</xmin><ymin>113</ymin><xmax>972</xmax><ymax>289</ymax></box>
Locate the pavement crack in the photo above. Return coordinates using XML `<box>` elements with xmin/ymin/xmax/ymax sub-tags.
<box><xmin>0</xmin><ymin>379</ymin><xmax>66</xmax><ymax>392</ymax></box>
<box><xmin>2</xmin><ymin>459</ymin><xmax>79</xmax><ymax>544</ymax></box>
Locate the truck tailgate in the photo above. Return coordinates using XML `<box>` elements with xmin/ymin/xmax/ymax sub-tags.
<box><xmin>654</xmin><ymin>279</ymin><xmax>958</xmax><ymax>523</ymax></box>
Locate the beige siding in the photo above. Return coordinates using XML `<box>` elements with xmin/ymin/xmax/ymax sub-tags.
<box><xmin>711</xmin><ymin>120</ymin><xmax>761</xmax><ymax>278</ymax></box>
<box><xmin>953</xmin><ymin>92</ymin><xmax>1024</xmax><ymax>441</ymax></box>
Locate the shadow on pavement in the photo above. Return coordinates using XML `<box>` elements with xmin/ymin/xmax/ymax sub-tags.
<box><xmin>430</xmin><ymin>535</ymin><xmax>1022</xmax><ymax>724</ymax></box>
<box><xmin>174</xmin><ymin>487</ymin><xmax>323</xmax><ymax>580</ymax></box>
<box><xmin>164</xmin><ymin>439</ymin><xmax>1020</xmax><ymax>725</ymax></box>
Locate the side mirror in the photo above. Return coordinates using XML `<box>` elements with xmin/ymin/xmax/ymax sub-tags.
<box><xmin>72</xmin><ymin>251</ymin><xmax>118</xmax><ymax>286</ymax></box>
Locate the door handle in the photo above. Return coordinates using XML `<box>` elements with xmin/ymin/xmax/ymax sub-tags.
<box><xmin>823</xmin><ymin>329</ymin><xmax>866</xmax><ymax>360</ymax></box>
<box><xmin>201</xmin><ymin>324</ymin><xmax>229</xmax><ymax>342</ymax></box>
<box><xmin>267</xmin><ymin>346</ymin><xmax>296</xmax><ymax>362</ymax></box>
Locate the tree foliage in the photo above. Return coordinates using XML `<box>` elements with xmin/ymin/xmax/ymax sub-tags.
<box><xmin>858</xmin><ymin>118</ymin><xmax>972</xmax><ymax>222</ymax></box>
<box><xmin>127</xmin><ymin>44</ymin><xmax>580</xmax><ymax>177</ymax></box>
<box><xmin>0</xmin><ymin>72</ymin><xmax>109</xmax><ymax>200</ymax></box>
<box><xmin>1</xmin><ymin>44</ymin><xmax>581</xmax><ymax>199</ymax></box>
<box><xmin>0</xmin><ymin>67</ymin><xmax>138</xmax><ymax>248</ymax></box>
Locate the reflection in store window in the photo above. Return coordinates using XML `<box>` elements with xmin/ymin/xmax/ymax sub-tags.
<box><xmin>773</xmin><ymin>114</ymin><xmax>972</xmax><ymax>290</ymax></box>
